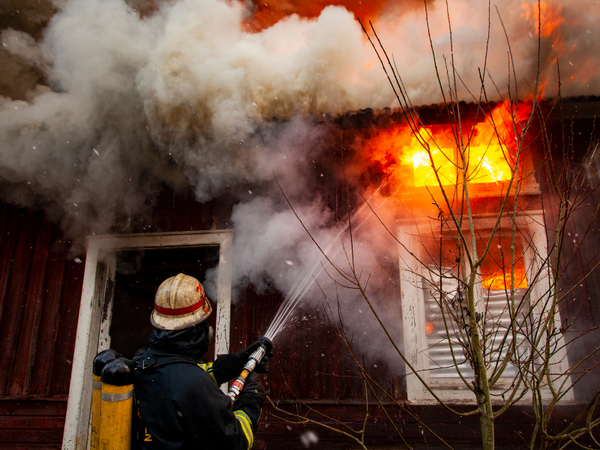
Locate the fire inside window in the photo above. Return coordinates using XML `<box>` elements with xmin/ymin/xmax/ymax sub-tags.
<box><xmin>398</xmin><ymin>218</ymin><xmax>572</xmax><ymax>403</ymax></box>
<box><xmin>366</xmin><ymin>101</ymin><xmax>531</xmax><ymax>189</ymax></box>
<box><xmin>421</xmin><ymin>234</ymin><xmax>530</xmax><ymax>380</ymax></box>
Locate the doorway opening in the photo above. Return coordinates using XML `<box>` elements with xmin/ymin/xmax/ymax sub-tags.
<box><xmin>111</xmin><ymin>246</ymin><xmax>220</xmax><ymax>359</ymax></box>
<box><xmin>63</xmin><ymin>230</ymin><xmax>232</xmax><ymax>449</ymax></box>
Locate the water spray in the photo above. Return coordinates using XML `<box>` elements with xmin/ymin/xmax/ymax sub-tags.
<box><xmin>227</xmin><ymin>336</ymin><xmax>273</xmax><ymax>404</ymax></box>
<box><xmin>264</xmin><ymin>175</ymin><xmax>393</xmax><ymax>341</ymax></box>
<box><xmin>226</xmin><ymin>177</ymin><xmax>393</xmax><ymax>406</ymax></box>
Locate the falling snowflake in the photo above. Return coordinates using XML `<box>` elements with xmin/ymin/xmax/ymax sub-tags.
<box><xmin>300</xmin><ymin>431</ymin><xmax>319</xmax><ymax>448</ymax></box>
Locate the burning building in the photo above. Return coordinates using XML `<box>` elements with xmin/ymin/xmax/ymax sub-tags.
<box><xmin>0</xmin><ymin>0</ymin><xmax>600</xmax><ymax>448</ymax></box>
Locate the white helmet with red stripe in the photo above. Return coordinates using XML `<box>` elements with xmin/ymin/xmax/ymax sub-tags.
<box><xmin>151</xmin><ymin>273</ymin><xmax>212</xmax><ymax>331</ymax></box>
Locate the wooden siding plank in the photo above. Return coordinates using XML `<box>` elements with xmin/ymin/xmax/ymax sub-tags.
<box><xmin>0</xmin><ymin>416</ymin><xmax>65</xmax><ymax>428</ymax></box>
<box><xmin>155</xmin><ymin>189</ymin><xmax>174</xmax><ymax>232</ymax></box>
<box><xmin>0</xmin><ymin>206</ymin><xmax>22</xmax><ymax>325</ymax></box>
<box><xmin>0</xmin><ymin>209</ymin><xmax>37</xmax><ymax>395</ymax></box>
<box><xmin>317</xmin><ymin>325</ymin><xmax>335</xmax><ymax>400</ymax></box>
<box><xmin>9</xmin><ymin>217</ymin><xmax>53</xmax><ymax>395</ymax></box>
<box><xmin>0</xmin><ymin>400</ymin><xmax>67</xmax><ymax>416</ymax></box>
<box><xmin>190</xmin><ymin>199</ymin><xmax>213</xmax><ymax>230</ymax></box>
<box><xmin>0</xmin><ymin>445</ymin><xmax>60</xmax><ymax>450</ymax></box>
<box><xmin>29</xmin><ymin>234</ymin><xmax>68</xmax><ymax>397</ymax></box>
<box><xmin>0</xmin><ymin>203</ymin><xmax>9</xmax><ymax>245</ymax></box>
<box><xmin>129</xmin><ymin>187</ymin><xmax>216</xmax><ymax>234</ymax></box>
<box><xmin>0</xmin><ymin>429</ymin><xmax>64</xmax><ymax>443</ymax></box>
<box><xmin>49</xmin><ymin>256</ymin><xmax>85</xmax><ymax>396</ymax></box>
<box><xmin>212</xmin><ymin>195</ymin><xmax>233</xmax><ymax>229</ymax></box>
<box><xmin>172</xmin><ymin>189</ymin><xmax>192</xmax><ymax>231</ymax></box>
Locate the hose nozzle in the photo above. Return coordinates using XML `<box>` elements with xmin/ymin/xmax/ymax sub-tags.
<box><xmin>257</xmin><ymin>336</ymin><xmax>273</xmax><ymax>354</ymax></box>
<box><xmin>226</xmin><ymin>336</ymin><xmax>272</xmax><ymax>404</ymax></box>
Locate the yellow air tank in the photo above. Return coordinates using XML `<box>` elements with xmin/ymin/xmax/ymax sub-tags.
<box><xmin>91</xmin><ymin>350</ymin><xmax>121</xmax><ymax>450</ymax></box>
<box><xmin>99</xmin><ymin>357</ymin><xmax>134</xmax><ymax>450</ymax></box>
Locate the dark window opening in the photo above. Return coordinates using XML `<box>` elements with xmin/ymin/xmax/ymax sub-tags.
<box><xmin>110</xmin><ymin>246</ymin><xmax>220</xmax><ymax>359</ymax></box>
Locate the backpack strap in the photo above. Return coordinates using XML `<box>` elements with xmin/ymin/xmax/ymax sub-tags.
<box><xmin>133</xmin><ymin>353</ymin><xmax>199</xmax><ymax>370</ymax></box>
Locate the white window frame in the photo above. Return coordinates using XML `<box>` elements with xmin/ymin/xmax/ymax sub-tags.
<box><xmin>399</xmin><ymin>213</ymin><xmax>572</xmax><ymax>403</ymax></box>
<box><xmin>61</xmin><ymin>230</ymin><xmax>233</xmax><ymax>449</ymax></box>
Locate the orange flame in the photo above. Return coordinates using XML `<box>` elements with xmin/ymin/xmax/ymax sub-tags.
<box><xmin>426</xmin><ymin>322</ymin><xmax>434</xmax><ymax>335</ymax></box>
<box><xmin>481</xmin><ymin>268</ymin><xmax>528</xmax><ymax>290</ymax></box>
<box><xmin>521</xmin><ymin>1</ymin><xmax>578</xmax><ymax>66</ymax></box>
<box><xmin>522</xmin><ymin>1</ymin><xmax>565</xmax><ymax>39</ymax></box>
<box><xmin>243</xmin><ymin>0</ymin><xmax>392</xmax><ymax>32</ymax></box>
<box><xmin>365</xmin><ymin>101</ymin><xmax>532</xmax><ymax>188</ymax></box>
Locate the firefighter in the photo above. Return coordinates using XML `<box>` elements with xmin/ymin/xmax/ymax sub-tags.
<box><xmin>131</xmin><ymin>273</ymin><xmax>271</xmax><ymax>450</ymax></box>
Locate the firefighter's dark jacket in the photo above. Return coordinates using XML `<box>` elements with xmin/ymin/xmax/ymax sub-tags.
<box><xmin>131</xmin><ymin>325</ymin><xmax>263</xmax><ymax>450</ymax></box>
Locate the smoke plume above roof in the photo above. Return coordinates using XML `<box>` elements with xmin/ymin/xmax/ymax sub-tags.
<box><xmin>1</xmin><ymin>0</ymin><xmax>598</xmax><ymax>239</ymax></box>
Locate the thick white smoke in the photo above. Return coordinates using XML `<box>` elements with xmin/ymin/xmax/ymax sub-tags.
<box><xmin>1</xmin><ymin>0</ymin><xmax>598</xmax><ymax>237</ymax></box>
<box><xmin>0</xmin><ymin>0</ymin><xmax>598</xmax><ymax>366</ymax></box>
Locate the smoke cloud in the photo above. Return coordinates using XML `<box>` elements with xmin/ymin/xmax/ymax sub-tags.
<box><xmin>1</xmin><ymin>0</ymin><xmax>599</xmax><ymax>236</ymax></box>
<box><xmin>0</xmin><ymin>0</ymin><xmax>599</xmax><ymax>365</ymax></box>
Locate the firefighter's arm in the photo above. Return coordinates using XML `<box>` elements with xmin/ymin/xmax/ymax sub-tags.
<box><xmin>232</xmin><ymin>373</ymin><xmax>265</xmax><ymax>432</ymax></box>
<box><xmin>176</xmin><ymin>368</ymin><xmax>260</xmax><ymax>450</ymax></box>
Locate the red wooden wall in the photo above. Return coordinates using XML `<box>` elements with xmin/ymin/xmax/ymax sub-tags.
<box><xmin>0</xmin><ymin>203</ymin><xmax>84</xmax><ymax>448</ymax></box>
<box><xmin>0</xmin><ymin>180</ymin><xmax>373</xmax><ymax>448</ymax></box>
<box><xmin>0</xmin><ymin>190</ymin><xmax>229</xmax><ymax>447</ymax></box>
<box><xmin>0</xmin><ymin>181</ymin><xmax>247</xmax><ymax>447</ymax></box>
<box><xmin>1</xmin><ymin>101</ymin><xmax>599</xmax><ymax>449</ymax></box>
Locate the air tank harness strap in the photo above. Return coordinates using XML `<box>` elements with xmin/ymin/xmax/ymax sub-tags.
<box><xmin>133</xmin><ymin>354</ymin><xmax>199</xmax><ymax>370</ymax></box>
<box><xmin>198</xmin><ymin>362</ymin><xmax>217</xmax><ymax>385</ymax></box>
<box><xmin>133</xmin><ymin>355</ymin><xmax>217</xmax><ymax>385</ymax></box>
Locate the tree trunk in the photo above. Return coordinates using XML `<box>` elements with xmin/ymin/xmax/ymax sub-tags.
<box><xmin>477</xmin><ymin>392</ymin><xmax>495</xmax><ymax>450</ymax></box>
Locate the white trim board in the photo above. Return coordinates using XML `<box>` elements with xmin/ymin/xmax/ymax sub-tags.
<box><xmin>61</xmin><ymin>230</ymin><xmax>233</xmax><ymax>450</ymax></box>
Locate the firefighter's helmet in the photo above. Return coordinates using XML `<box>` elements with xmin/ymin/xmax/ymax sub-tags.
<box><xmin>150</xmin><ymin>273</ymin><xmax>212</xmax><ymax>331</ymax></box>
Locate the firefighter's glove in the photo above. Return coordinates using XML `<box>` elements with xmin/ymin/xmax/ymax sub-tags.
<box><xmin>252</xmin><ymin>337</ymin><xmax>273</xmax><ymax>374</ymax></box>
<box><xmin>212</xmin><ymin>340</ymin><xmax>273</xmax><ymax>384</ymax></box>
<box><xmin>234</xmin><ymin>372</ymin><xmax>265</xmax><ymax>431</ymax></box>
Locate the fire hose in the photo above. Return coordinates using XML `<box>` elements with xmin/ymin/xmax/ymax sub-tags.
<box><xmin>227</xmin><ymin>336</ymin><xmax>272</xmax><ymax>404</ymax></box>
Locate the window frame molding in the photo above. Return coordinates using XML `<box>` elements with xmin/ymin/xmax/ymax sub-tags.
<box><xmin>399</xmin><ymin>213</ymin><xmax>572</xmax><ymax>404</ymax></box>
<box><xmin>61</xmin><ymin>230</ymin><xmax>233</xmax><ymax>449</ymax></box>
